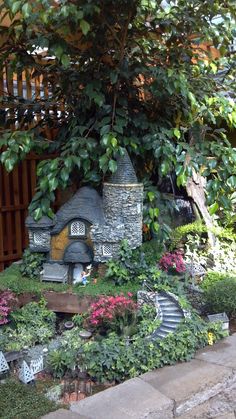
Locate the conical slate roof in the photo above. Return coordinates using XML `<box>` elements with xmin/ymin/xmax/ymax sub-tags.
<box><xmin>51</xmin><ymin>187</ymin><xmax>104</xmax><ymax>235</ymax></box>
<box><xmin>109</xmin><ymin>149</ymin><xmax>138</xmax><ymax>184</ymax></box>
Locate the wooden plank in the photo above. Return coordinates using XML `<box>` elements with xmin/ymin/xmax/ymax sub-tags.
<box><xmin>0</xmin><ymin>204</ymin><xmax>28</xmax><ymax>212</ymax></box>
<box><xmin>21</xmin><ymin>160</ymin><xmax>29</xmax><ymax>249</ymax></box>
<box><xmin>0</xmin><ymin>68</ymin><xmax>4</xmax><ymax>97</ymax></box>
<box><xmin>6</xmin><ymin>64</ymin><xmax>15</xmax><ymax>130</ymax></box>
<box><xmin>17</xmin><ymin>71</ymin><xmax>24</xmax><ymax>128</ymax></box>
<box><xmin>0</xmin><ymin>253</ymin><xmax>22</xmax><ymax>262</ymax></box>
<box><xmin>2</xmin><ymin>169</ymin><xmax>13</xmax><ymax>258</ymax></box>
<box><xmin>29</xmin><ymin>158</ymin><xmax>37</xmax><ymax>197</ymax></box>
<box><xmin>43</xmin><ymin>291</ymin><xmax>94</xmax><ymax>314</ymax></box>
<box><xmin>0</xmin><ymin>164</ymin><xmax>4</xmax><ymax>271</ymax></box>
<box><xmin>12</xmin><ymin>165</ymin><xmax>22</xmax><ymax>257</ymax></box>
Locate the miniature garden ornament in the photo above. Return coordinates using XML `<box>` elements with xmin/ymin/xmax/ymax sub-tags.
<box><xmin>25</xmin><ymin>150</ymin><xmax>143</xmax><ymax>283</ymax></box>
<box><xmin>19</xmin><ymin>360</ymin><xmax>35</xmax><ymax>384</ymax></box>
<box><xmin>0</xmin><ymin>351</ymin><xmax>9</xmax><ymax>374</ymax></box>
<box><xmin>30</xmin><ymin>356</ymin><xmax>44</xmax><ymax>375</ymax></box>
<box><xmin>81</xmin><ymin>265</ymin><xmax>92</xmax><ymax>286</ymax></box>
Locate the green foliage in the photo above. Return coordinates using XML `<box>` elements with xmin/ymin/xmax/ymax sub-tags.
<box><xmin>47</xmin><ymin>349</ymin><xmax>76</xmax><ymax>378</ymax></box>
<box><xmin>81</xmin><ymin>317</ymin><xmax>225</xmax><ymax>383</ymax></box>
<box><xmin>0</xmin><ymin>379</ymin><xmax>58</xmax><ymax>419</ymax></box>
<box><xmin>105</xmin><ymin>240</ymin><xmax>161</xmax><ymax>286</ymax></box>
<box><xmin>204</xmin><ymin>277</ymin><xmax>236</xmax><ymax>319</ymax></box>
<box><xmin>72</xmin><ymin>313</ymin><xmax>84</xmax><ymax>327</ymax></box>
<box><xmin>137</xmin><ymin>304</ymin><xmax>161</xmax><ymax>338</ymax></box>
<box><xmin>3</xmin><ymin>299</ymin><xmax>56</xmax><ymax>351</ymax></box>
<box><xmin>171</xmin><ymin>221</ymin><xmax>236</xmax><ymax>249</ymax></box>
<box><xmin>20</xmin><ymin>249</ymin><xmax>46</xmax><ymax>279</ymax></box>
<box><xmin>1</xmin><ymin>1</ymin><xmax>236</xmax><ymax>219</ymax></box>
<box><xmin>171</xmin><ymin>222</ymin><xmax>236</xmax><ymax>274</ymax></box>
<box><xmin>200</xmin><ymin>271</ymin><xmax>236</xmax><ymax>291</ymax></box>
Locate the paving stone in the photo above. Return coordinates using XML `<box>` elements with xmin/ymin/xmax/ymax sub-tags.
<box><xmin>195</xmin><ymin>334</ymin><xmax>236</xmax><ymax>369</ymax></box>
<box><xmin>42</xmin><ymin>408</ymin><xmax>89</xmax><ymax>419</ymax></box>
<box><xmin>141</xmin><ymin>358</ymin><xmax>233</xmax><ymax>417</ymax></box>
<box><xmin>70</xmin><ymin>377</ymin><xmax>174</xmax><ymax>419</ymax></box>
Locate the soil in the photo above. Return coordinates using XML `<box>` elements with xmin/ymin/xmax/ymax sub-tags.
<box><xmin>229</xmin><ymin>318</ymin><xmax>236</xmax><ymax>334</ymax></box>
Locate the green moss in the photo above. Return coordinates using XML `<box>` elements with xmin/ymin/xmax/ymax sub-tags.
<box><xmin>0</xmin><ymin>265</ymin><xmax>69</xmax><ymax>295</ymax></box>
<box><xmin>0</xmin><ymin>264</ymin><xmax>140</xmax><ymax>298</ymax></box>
<box><xmin>73</xmin><ymin>278</ymin><xmax>140</xmax><ymax>297</ymax></box>
<box><xmin>0</xmin><ymin>379</ymin><xmax>58</xmax><ymax>419</ymax></box>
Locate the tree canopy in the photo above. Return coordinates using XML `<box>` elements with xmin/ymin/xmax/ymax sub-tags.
<box><xmin>0</xmin><ymin>0</ymin><xmax>236</xmax><ymax>226</ymax></box>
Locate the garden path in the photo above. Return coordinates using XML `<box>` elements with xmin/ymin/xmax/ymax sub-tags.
<box><xmin>42</xmin><ymin>334</ymin><xmax>236</xmax><ymax>419</ymax></box>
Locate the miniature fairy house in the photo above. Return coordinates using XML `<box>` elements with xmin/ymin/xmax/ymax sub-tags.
<box><xmin>26</xmin><ymin>150</ymin><xmax>143</xmax><ymax>282</ymax></box>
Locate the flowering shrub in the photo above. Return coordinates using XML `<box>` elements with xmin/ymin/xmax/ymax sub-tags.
<box><xmin>0</xmin><ymin>291</ymin><xmax>16</xmax><ymax>325</ymax></box>
<box><xmin>159</xmin><ymin>250</ymin><xmax>186</xmax><ymax>273</ymax></box>
<box><xmin>87</xmin><ymin>293</ymin><xmax>138</xmax><ymax>335</ymax></box>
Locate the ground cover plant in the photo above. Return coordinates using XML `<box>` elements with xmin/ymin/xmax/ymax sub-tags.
<box><xmin>0</xmin><ymin>379</ymin><xmax>58</xmax><ymax>419</ymax></box>
<box><xmin>0</xmin><ymin>299</ymin><xmax>56</xmax><ymax>351</ymax></box>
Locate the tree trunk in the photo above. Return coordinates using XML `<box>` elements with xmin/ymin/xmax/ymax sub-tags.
<box><xmin>185</xmin><ymin>130</ymin><xmax>216</xmax><ymax>248</ymax></box>
<box><xmin>185</xmin><ymin>170</ymin><xmax>216</xmax><ymax>247</ymax></box>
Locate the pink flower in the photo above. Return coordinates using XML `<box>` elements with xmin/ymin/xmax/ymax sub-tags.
<box><xmin>159</xmin><ymin>251</ymin><xmax>186</xmax><ymax>273</ymax></box>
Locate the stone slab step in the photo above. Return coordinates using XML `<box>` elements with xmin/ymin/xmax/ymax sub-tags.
<box><xmin>162</xmin><ymin>318</ymin><xmax>182</xmax><ymax>323</ymax></box>
<box><xmin>141</xmin><ymin>357</ymin><xmax>234</xmax><ymax>417</ymax></box>
<box><xmin>161</xmin><ymin>322</ymin><xmax>179</xmax><ymax>329</ymax></box>
<box><xmin>164</xmin><ymin>311</ymin><xmax>183</xmax><ymax>320</ymax></box>
<box><xmin>70</xmin><ymin>377</ymin><xmax>174</xmax><ymax>419</ymax></box>
<box><xmin>42</xmin><ymin>408</ymin><xmax>89</xmax><ymax>419</ymax></box>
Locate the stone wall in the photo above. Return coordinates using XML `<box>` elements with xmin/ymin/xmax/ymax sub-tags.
<box><xmin>28</xmin><ymin>230</ymin><xmax>51</xmax><ymax>253</ymax></box>
<box><xmin>90</xmin><ymin>223</ymin><xmax>124</xmax><ymax>263</ymax></box>
<box><xmin>103</xmin><ymin>183</ymin><xmax>143</xmax><ymax>249</ymax></box>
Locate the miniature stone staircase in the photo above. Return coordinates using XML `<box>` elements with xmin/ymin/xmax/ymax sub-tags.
<box><xmin>151</xmin><ymin>292</ymin><xmax>185</xmax><ymax>340</ymax></box>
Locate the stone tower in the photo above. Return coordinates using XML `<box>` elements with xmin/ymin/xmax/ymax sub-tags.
<box><xmin>103</xmin><ymin>149</ymin><xmax>143</xmax><ymax>249</ymax></box>
<box><xmin>91</xmin><ymin>149</ymin><xmax>143</xmax><ymax>262</ymax></box>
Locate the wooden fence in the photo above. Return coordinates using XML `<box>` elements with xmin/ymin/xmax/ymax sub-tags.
<box><xmin>0</xmin><ymin>157</ymin><xmax>38</xmax><ymax>270</ymax></box>
<box><xmin>0</xmin><ymin>62</ymin><xmax>61</xmax><ymax>271</ymax></box>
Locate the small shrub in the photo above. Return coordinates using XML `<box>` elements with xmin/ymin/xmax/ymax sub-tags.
<box><xmin>47</xmin><ymin>349</ymin><xmax>76</xmax><ymax>378</ymax></box>
<box><xmin>0</xmin><ymin>291</ymin><xmax>17</xmax><ymax>325</ymax></box>
<box><xmin>204</xmin><ymin>277</ymin><xmax>236</xmax><ymax>318</ymax></box>
<box><xmin>159</xmin><ymin>250</ymin><xmax>186</xmax><ymax>273</ymax></box>
<box><xmin>5</xmin><ymin>299</ymin><xmax>56</xmax><ymax>350</ymax></box>
<box><xmin>72</xmin><ymin>313</ymin><xmax>84</xmax><ymax>327</ymax></box>
<box><xmin>200</xmin><ymin>271</ymin><xmax>236</xmax><ymax>291</ymax></box>
<box><xmin>87</xmin><ymin>294</ymin><xmax>138</xmax><ymax>336</ymax></box>
<box><xmin>171</xmin><ymin>222</ymin><xmax>236</xmax><ymax>249</ymax></box>
<box><xmin>20</xmin><ymin>249</ymin><xmax>46</xmax><ymax>279</ymax></box>
<box><xmin>105</xmin><ymin>239</ymin><xmax>161</xmax><ymax>286</ymax></box>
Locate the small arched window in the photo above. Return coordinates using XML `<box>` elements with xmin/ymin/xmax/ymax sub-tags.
<box><xmin>70</xmin><ymin>221</ymin><xmax>86</xmax><ymax>237</ymax></box>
